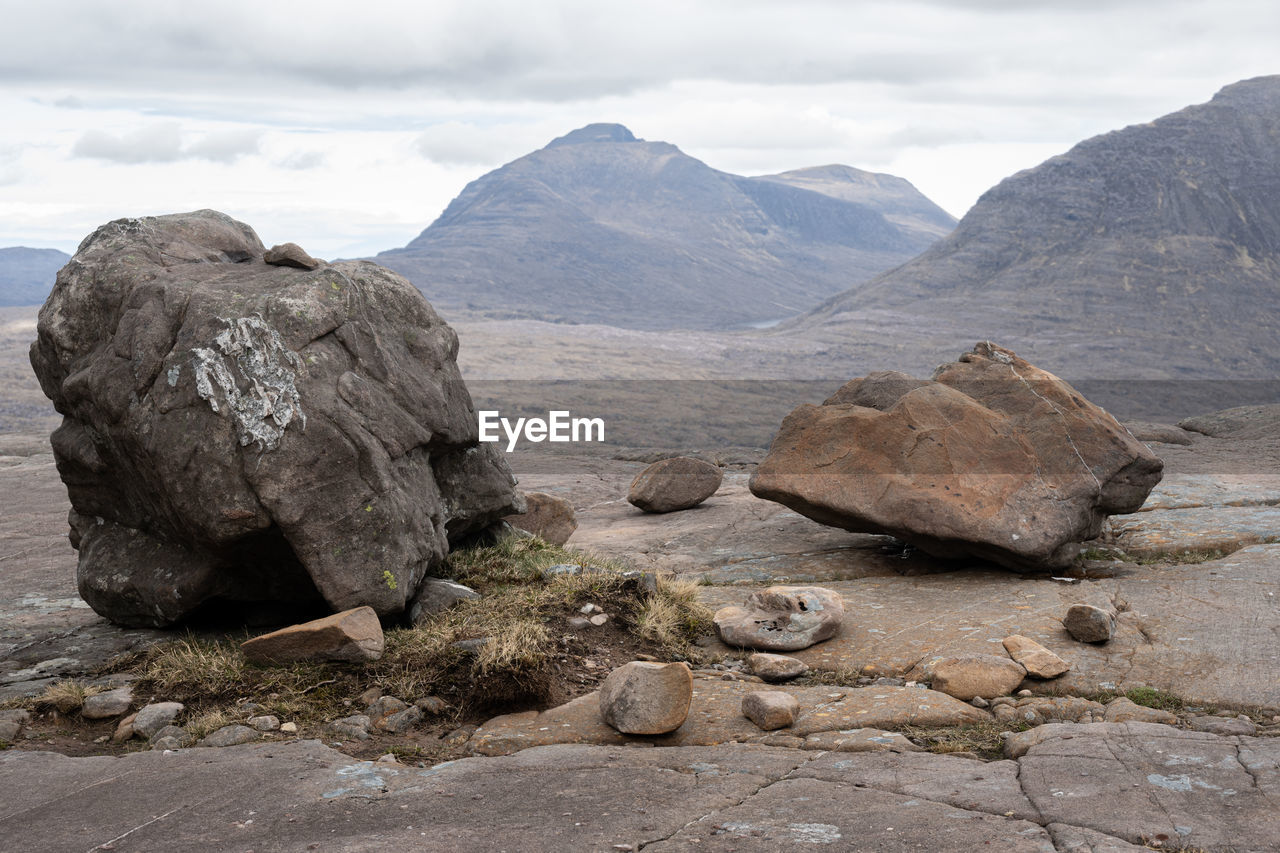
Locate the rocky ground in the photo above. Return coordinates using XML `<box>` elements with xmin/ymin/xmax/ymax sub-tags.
<box><xmin>1</xmin><ymin>410</ymin><xmax>1278</xmax><ymax>850</ymax></box>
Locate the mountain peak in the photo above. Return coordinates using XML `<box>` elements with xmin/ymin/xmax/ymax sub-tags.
<box><xmin>545</xmin><ymin>123</ymin><xmax>639</xmax><ymax>148</ymax></box>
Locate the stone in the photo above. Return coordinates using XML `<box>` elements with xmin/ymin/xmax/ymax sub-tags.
<box><xmin>357</xmin><ymin>687</ymin><xmax>382</xmax><ymax>706</ymax></box>
<box><xmin>263</xmin><ymin>242</ymin><xmax>321</xmax><ymax>270</ymax></box>
<box><xmin>1123</xmin><ymin>421</ymin><xmax>1194</xmax><ymax>446</ymax></box>
<box><xmin>992</xmin><ymin>696</ymin><xmax>1104</xmax><ymax>726</ymax></box>
<box><xmin>749</xmin><ymin>342</ymin><xmax>1163</xmax><ymax>571</ymax></box>
<box><xmin>113</xmin><ymin>712</ymin><xmax>137</xmax><ymax>742</ymax></box>
<box><xmin>197</xmin><ymin>725</ymin><xmax>258</xmax><ymax>748</ymax></box>
<box><xmin>248</xmin><ymin>715</ymin><xmax>280</xmax><ymax>732</ymax></box>
<box><xmin>800</xmin><ymin>728</ymin><xmax>921</xmax><ymax>752</ymax></box>
<box><xmin>598</xmin><ymin>661</ymin><xmax>693</xmax><ymax>735</ymax></box>
<box><xmin>588</xmin><ymin>614</ymin><xmax>609</xmax><ymax>626</ymax></box>
<box><xmin>148</xmin><ymin>725</ymin><xmax>193</xmax><ymax>748</ymax></box>
<box><xmin>415</xmin><ymin>696</ymin><xmax>449</xmax><ymax>715</ymax></box>
<box><xmin>408</xmin><ymin>579</ymin><xmax>480</xmax><ymax>624</ymax></box>
<box><xmin>132</xmin><ymin>702</ymin><xmax>184</xmax><ymax>739</ymax></box>
<box><xmin>504</xmin><ymin>491</ymin><xmax>577</xmax><ymax>544</ymax></box>
<box><xmin>0</xmin><ymin>721</ymin><xmax>20</xmax><ymax>742</ymax></box>
<box><xmin>627</xmin><ymin>456</ymin><xmax>723</xmax><ymax>513</ymax></box>
<box><xmin>746</xmin><ymin>652</ymin><xmax>808</xmax><ymax>683</ymax></box>
<box><xmin>713</xmin><ymin>586</ymin><xmax>844</xmax><ymax>651</ymax></box>
<box><xmin>327</xmin><ymin>714</ymin><xmax>372</xmax><ymax>741</ymax></box>
<box><xmin>1063</xmin><ymin>604</ymin><xmax>1115</xmax><ymax>643</ymax></box>
<box><xmin>1102</xmin><ymin>697</ymin><xmax>1178</xmax><ymax>724</ymax></box>
<box><xmin>366</xmin><ymin>696</ymin><xmax>408</xmax><ymax>719</ymax></box>
<box><xmin>377</xmin><ymin>706</ymin><xmax>422</xmax><ymax>734</ymax></box>
<box><xmin>31</xmin><ymin>210</ymin><xmax>522</xmax><ymax>627</ymax></box>
<box><xmin>1187</xmin><ymin>714</ymin><xmax>1257</xmax><ymax>736</ymax></box>
<box><xmin>241</xmin><ymin>606</ymin><xmax>384</xmax><ymax>664</ymax></box>
<box><xmin>741</xmin><ymin>690</ymin><xmax>799</xmax><ymax>730</ymax></box>
<box><xmin>280</xmin><ymin>721</ymin><xmax>298</xmax><ymax>734</ymax></box>
<box><xmin>929</xmin><ymin>654</ymin><xmax>1027</xmax><ymax>701</ymax></box>
<box><xmin>80</xmin><ymin>686</ymin><xmax>133</xmax><ymax>719</ymax></box>
<box><xmin>1001</xmin><ymin>634</ymin><xmax>1071</xmax><ymax>678</ymax></box>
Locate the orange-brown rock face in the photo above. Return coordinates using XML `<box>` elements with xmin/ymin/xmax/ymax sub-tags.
<box><xmin>749</xmin><ymin>343</ymin><xmax>1163</xmax><ymax>570</ymax></box>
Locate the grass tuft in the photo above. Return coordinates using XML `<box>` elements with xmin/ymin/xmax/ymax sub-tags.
<box><xmin>37</xmin><ymin>680</ymin><xmax>98</xmax><ymax>715</ymax></box>
<box><xmin>1124</xmin><ymin>686</ymin><xmax>1185</xmax><ymax>711</ymax></box>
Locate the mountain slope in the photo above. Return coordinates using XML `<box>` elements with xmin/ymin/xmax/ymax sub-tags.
<box><xmin>0</xmin><ymin>247</ymin><xmax>71</xmax><ymax>306</ymax></box>
<box><xmin>797</xmin><ymin>77</ymin><xmax>1280</xmax><ymax>376</ymax></box>
<box><xmin>376</xmin><ymin>124</ymin><xmax>955</xmax><ymax>330</ymax></box>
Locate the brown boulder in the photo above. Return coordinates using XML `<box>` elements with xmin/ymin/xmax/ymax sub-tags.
<box><xmin>263</xmin><ymin>242</ymin><xmax>321</xmax><ymax>270</ymax></box>
<box><xmin>505</xmin><ymin>491</ymin><xmax>577</xmax><ymax>544</ymax></box>
<box><xmin>241</xmin><ymin>606</ymin><xmax>384</xmax><ymax>664</ymax></box>
<box><xmin>930</xmin><ymin>653</ymin><xmax>1027</xmax><ymax>700</ymax></box>
<box><xmin>1063</xmin><ymin>604</ymin><xmax>1116</xmax><ymax>643</ymax></box>
<box><xmin>742</xmin><ymin>690</ymin><xmax>800</xmax><ymax>730</ymax></box>
<box><xmin>598</xmin><ymin>661</ymin><xmax>692</xmax><ymax>735</ymax></box>
<box><xmin>628</xmin><ymin>456</ymin><xmax>722</xmax><ymax>513</ymax></box>
<box><xmin>749</xmin><ymin>342</ymin><xmax>1163</xmax><ymax>571</ymax></box>
<box><xmin>746</xmin><ymin>652</ymin><xmax>809</xmax><ymax>683</ymax></box>
<box><xmin>1001</xmin><ymin>635</ymin><xmax>1071</xmax><ymax>679</ymax></box>
<box><xmin>714</xmin><ymin>586</ymin><xmax>844</xmax><ymax>651</ymax></box>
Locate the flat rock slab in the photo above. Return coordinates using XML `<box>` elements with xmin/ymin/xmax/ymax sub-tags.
<box><xmin>2</xmin><ymin>721</ymin><xmax>1278</xmax><ymax>851</ymax></box>
<box><xmin>0</xmin><ymin>448</ymin><xmax>165</xmax><ymax>700</ymax></box>
<box><xmin>468</xmin><ymin>677</ymin><xmax>989</xmax><ymax>756</ymax></box>
<box><xmin>698</xmin><ymin>544</ymin><xmax>1280</xmax><ymax>710</ymax></box>
<box><xmin>1135</xmin><ymin>473</ymin><xmax>1280</xmax><ymax>511</ymax></box>
<box><xmin>1109</xmin><ymin>504</ymin><xmax>1280</xmax><ymax>556</ymax></box>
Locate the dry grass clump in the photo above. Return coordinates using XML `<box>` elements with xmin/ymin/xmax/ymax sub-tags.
<box><xmin>897</xmin><ymin>720</ymin><xmax>1030</xmax><ymax>760</ymax></box>
<box><xmin>36</xmin><ymin>680</ymin><xmax>100</xmax><ymax>714</ymax></box>
<box><xmin>120</xmin><ymin>536</ymin><xmax>713</xmax><ymax>723</ymax></box>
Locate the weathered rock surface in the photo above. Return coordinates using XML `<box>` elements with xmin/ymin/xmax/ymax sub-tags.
<box><xmin>5</xmin><ymin>725</ymin><xmax>1276</xmax><ymax>852</ymax></box>
<box><xmin>240</xmin><ymin>606</ymin><xmax>384</xmax><ymax>664</ymax></box>
<box><xmin>746</xmin><ymin>652</ymin><xmax>808</xmax><ymax>683</ymax></box>
<box><xmin>928</xmin><ymin>653</ymin><xmax>1027</xmax><ymax>700</ymax></box>
<box><xmin>628</xmin><ymin>456</ymin><xmax>723</xmax><ymax>513</ymax></box>
<box><xmin>80</xmin><ymin>686</ymin><xmax>133</xmax><ymax>719</ymax></box>
<box><xmin>750</xmin><ymin>342</ymin><xmax>1163</xmax><ymax>571</ymax></box>
<box><xmin>262</xmin><ymin>242</ymin><xmax>320</xmax><ymax>270</ymax></box>
<box><xmin>1123</xmin><ymin>421</ymin><xmax>1194</xmax><ymax>446</ymax></box>
<box><xmin>798</xmin><ymin>728</ymin><xmax>921</xmax><ymax>753</ymax></box>
<box><xmin>408</xmin><ymin>579</ymin><xmax>480</xmax><ymax>624</ymax></box>
<box><xmin>1188</xmin><ymin>714</ymin><xmax>1256</xmax><ymax>736</ymax></box>
<box><xmin>131</xmin><ymin>702</ymin><xmax>183</xmax><ymax>739</ymax></box>
<box><xmin>197</xmin><ymin>724</ymin><xmax>258</xmax><ymax>748</ymax></box>
<box><xmin>1002</xmin><ymin>634</ymin><xmax>1071</xmax><ymax>678</ymax></box>
<box><xmin>741</xmin><ymin>690</ymin><xmax>799</xmax><ymax>730</ymax></box>
<box><xmin>29</xmin><ymin>210</ymin><xmax>521</xmax><ymax>626</ymax></box>
<box><xmin>714</xmin><ymin>586</ymin><xmax>843</xmax><ymax>651</ymax></box>
<box><xmin>504</xmin><ymin>491</ymin><xmax>577</xmax><ymax>544</ymax></box>
<box><xmin>1101</xmin><ymin>697</ymin><xmax>1178</xmax><ymax>724</ymax></box>
<box><xmin>1063</xmin><ymin>604</ymin><xmax>1115</xmax><ymax>643</ymax></box>
<box><xmin>470</xmin><ymin>678</ymin><xmax>989</xmax><ymax>756</ymax></box>
<box><xmin>598</xmin><ymin>661</ymin><xmax>693</xmax><ymax>735</ymax></box>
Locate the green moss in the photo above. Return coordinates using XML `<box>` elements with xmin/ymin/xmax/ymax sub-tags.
<box><xmin>1125</xmin><ymin>686</ymin><xmax>1184</xmax><ymax>711</ymax></box>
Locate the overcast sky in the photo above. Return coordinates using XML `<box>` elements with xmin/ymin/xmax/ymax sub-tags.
<box><xmin>1</xmin><ymin>0</ymin><xmax>1277</xmax><ymax>259</ymax></box>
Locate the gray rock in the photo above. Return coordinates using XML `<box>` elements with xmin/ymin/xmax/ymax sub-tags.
<box><xmin>198</xmin><ymin>725</ymin><xmax>258</xmax><ymax>748</ymax></box>
<box><xmin>741</xmin><ymin>690</ymin><xmax>799</xmax><ymax>730</ymax></box>
<box><xmin>31</xmin><ymin>210</ymin><xmax>522</xmax><ymax>627</ymax></box>
<box><xmin>628</xmin><ymin>457</ymin><xmax>723</xmax><ymax>513</ymax></box>
<box><xmin>714</xmin><ymin>586</ymin><xmax>844</xmax><ymax>651</ymax></box>
<box><xmin>800</xmin><ymin>728</ymin><xmax>922</xmax><ymax>752</ymax></box>
<box><xmin>451</xmin><ymin>638</ymin><xmax>492</xmax><ymax>654</ymax></box>
<box><xmin>248</xmin><ymin>715</ymin><xmax>281</xmax><ymax>732</ymax></box>
<box><xmin>148</xmin><ymin>725</ymin><xmax>193</xmax><ymax>748</ymax></box>
<box><xmin>409</xmin><ymin>579</ymin><xmax>480</xmax><ymax>624</ymax></box>
<box><xmin>598</xmin><ymin>661</ymin><xmax>692</xmax><ymax>735</ymax></box>
<box><xmin>81</xmin><ymin>686</ymin><xmax>134</xmax><ymax>719</ymax></box>
<box><xmin>327</xmin><ymin>714</ymin><xmax>372</xmax><ymax>741</ymax></box>
<box><xmin>1187</xmin><ymin>714</ymin><xmax>1257</xmax><ymax>736</ymax></box>
<box><xmin>263</xmin><ymin>242</ymin><xmax>321</xmax><ymax>270</ymax></box>
<box><xmin>366</xmin><ymin>696</ymin><xmax>408</xmax><ymax>719</ymax></box>
<box><xmin>132</xmin><ymin>702</ymin><xmax>184</xmax><ymax>739</ymax></box>
<box><xmin>746</xmin><ymin>652</ymin><xmax>808</xmax><ymax>683</ymax></box>
<box><xmin>377</xmin><ymin>706</ymin><xmax>422</xmax><ymax>734</ymax></box>
<box><xmin>0</xmin><ymin>721</ymin><xmax>21</xmax><ymax>742</ymax></box>
<box><xmin>415</xmin><ymin>696</ymin><xmax>449</xmax><ymax>715</ymax></box>
<box><xmin>1063</xmin><ymin>604</ymin><xmax>1116</xmax><ymax>643</ymax></box>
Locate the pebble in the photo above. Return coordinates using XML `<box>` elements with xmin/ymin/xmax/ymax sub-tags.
<box><xmin>198</xmin><ymin>725</ymin><xmax>258</xmax><ymax>748</ymax></box>
<box><xmin>280</xmin><ymin>721</ymin><xmax>298</xmax><ymax>734</ymax></box>
<box><xmin>248</xmin><ymin>715</ymin><xmax>280</xmax><ymax>732</ymax></box>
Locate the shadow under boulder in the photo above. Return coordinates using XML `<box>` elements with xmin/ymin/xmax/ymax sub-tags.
<box><xmin>30</xmin><ymin>209</ymin><xmax>523</xmax><ymax>627</ymax></box>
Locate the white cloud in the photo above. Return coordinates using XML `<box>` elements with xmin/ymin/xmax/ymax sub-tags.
<box><xmin>72</xmin><ymin>122</ymin><xmax>261</xmax><ymax>164</ymax></box>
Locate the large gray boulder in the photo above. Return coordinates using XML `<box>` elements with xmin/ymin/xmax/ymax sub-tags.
<box><xmin>30</xmin><ymin>210</ymin><xmax>522</xmax><ymax>627</ymax></box>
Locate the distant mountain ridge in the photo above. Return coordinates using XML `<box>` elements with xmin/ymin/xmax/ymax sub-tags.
<box><xmin>0</xmin><ymin>247</ymin><xmax>71</xmax><ymax>306</ymax></box>
<box><xmin>796</xmin><ymin>76</ymin><xmax>1280</xmax><ymax>376</ymax></box>
<box><xmin>376</xmin><ymin>123</ymin><xmax>955</xmax><ymax>330</ymax></box>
